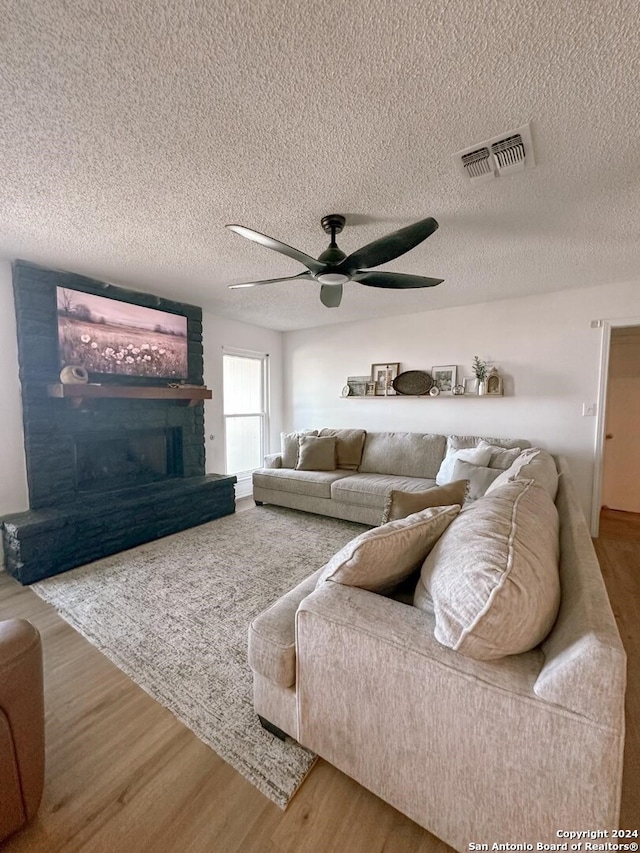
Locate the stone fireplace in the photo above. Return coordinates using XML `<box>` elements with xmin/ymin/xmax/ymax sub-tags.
<box><xmin>1</xmin><ymin>261</ymin><xmax>236</xmax><ymax>584</ymax></box>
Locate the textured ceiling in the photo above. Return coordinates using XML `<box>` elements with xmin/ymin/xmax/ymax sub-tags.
<box><xmin>1</xmin><ymin>0</ymin><xmax>639</xmax><ymax>331</ymax></box>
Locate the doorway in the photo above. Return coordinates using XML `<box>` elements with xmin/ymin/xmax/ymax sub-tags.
<box><xmin>602</xmin><ymin>327</ymin><xmax>640</xmax><ymax>512</ymax></box>
<box><xmin>592</xmin><ymin>321</ymin><xmax>640</xmax><ymax>535</ymax></box>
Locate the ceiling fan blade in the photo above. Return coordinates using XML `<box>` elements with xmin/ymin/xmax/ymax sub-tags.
<box><xmin>320</xmin><ymin>283</ymin><xmax>343</xmax><ymax>308</ymax></box>
<box><xmin>352</xmin><ymin>271</ymin><xmax>444</xmax><ymax>289</ymax></box>
<box><xmin>228</xmin><ymin>272</ymin><xmax>312</xmax><ymax>289</ymax></box>
<box><xmin>340</xmin><ymin>217</ymin><xmax>439</xmax><ymax>272</ymax></box>
<box><xmin>226</xmin><ymin>224</ymin><xmax>325</xmax><ymax>274</ymax></box>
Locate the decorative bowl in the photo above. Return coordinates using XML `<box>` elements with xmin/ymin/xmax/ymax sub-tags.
<box><xmin>392</xmin><ymin>370</ymin><xmax>433</xmax><ymax>396</ymax></box>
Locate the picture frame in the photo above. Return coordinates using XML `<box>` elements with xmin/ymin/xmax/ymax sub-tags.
<box><xmin>486</xmin><ymin>367</ymin><xmax>504</xmax><ymax>396</ymax></box>
<box><xmin>346</xmin><ymin>375</ymin><xmax>371</xmax><ymax>397</ymax></box>
<box><xmin>462</xmin><ymin>376</ymin><xmax>477</xmax><ymax>395</ymax></box>
<box><xmin>431</xmin><ymin>365</ymin><xmax>457</xmax><ymax>394</ymax></box>
<box><xmin>371</xmin><ymin>362</ymin><xmax>400</xmax><ymax>396</ymax></box>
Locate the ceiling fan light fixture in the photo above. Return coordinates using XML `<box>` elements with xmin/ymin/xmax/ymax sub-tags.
<box><xmin>317</xmin><ymin>272</ymin><xmax>350</xmax><ymax>285</ymax></box>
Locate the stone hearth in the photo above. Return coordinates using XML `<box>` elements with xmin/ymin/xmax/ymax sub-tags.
<box><xmin>1</xmin><ymin>261</ymin><xmax>236</xmax><ymax>584</ymax></box>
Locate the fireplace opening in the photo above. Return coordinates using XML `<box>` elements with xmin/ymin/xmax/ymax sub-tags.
<box><xmin>74</xmin><ymin>427</ymin><xmax>183</xmax><ymax>493</ymax></box>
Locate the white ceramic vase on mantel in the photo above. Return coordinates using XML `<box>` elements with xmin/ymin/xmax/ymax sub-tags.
<box><xmin>477</xmin><ymin>380</ymin><xmax>487</xmax><ymax>396</ymax></box>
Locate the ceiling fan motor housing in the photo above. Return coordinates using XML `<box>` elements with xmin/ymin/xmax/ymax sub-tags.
<box><xmin>320</xmin><ymin>214</ymin><xmax>346</xmax><ymax>235</ymax></box>
<box><xmin>317</xmin><ymin>214</ymin><xmax>349</xmax><ymax>279</ymax></box>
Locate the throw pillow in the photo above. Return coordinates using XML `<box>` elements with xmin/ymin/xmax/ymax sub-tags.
<box><xmin>435</xmin><ymin>444</ymin><xmax>492</xmax><ymax>486</ymax></box>
<box><xmin>450</xmin><ymin>460</ymin><xmax>502</xmax><ymax>500</ymax></box>
<box><xmin>447</xmin><ymin>435</ymin><xmax>529</xmax><ymax>454</ymax></box>
<box><xmin>316</xmin><ymin>504</ymin><xmax>461</xmax><ymax>594</ymax></box>
<box><xmin>476</xmin><ymin>440</ymin><xmax>522</xmax><ymax>470</ymax></box>
<box><xmin>281</xmin><ymin>430</ymin><xmax>318</xmax><ymax>468</ymax></box>
<box><xmin>296</xmin><ymin>435</ymin><xmax>337</xmax><ymax>471</ymax></box>
<box><xmin>319</xmin><ymin>428</ymin><xmax>366</xmax><ymax>470</ymax></box>
<box><xmin>414</xmin><ymin>479</ymin><xmax>561</xmax><ymax>660</ymax></box>
<box><xmin>382</xmin><ymin>479</ymin><xmax>468</xmax><ymax>523</ymax></box>
<box><xmin>484</xmin><ymin>448</ymin><xmax>539</xmax><ymax>493</ymax></box>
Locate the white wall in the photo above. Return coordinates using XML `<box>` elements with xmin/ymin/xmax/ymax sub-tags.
<box><xmin>283</xmin><ymin>279</ymin><xmax>640</xmax><ymax>523</ymax></box>
<box><xmin>0</xmin><ymin>261</ymin><xmax>28</xmax><ymax>517</ymax></box>
<box><xmin>202</xmin><ymin>312</ymin><xmax>283</xmax><ymax>475</ymax></box>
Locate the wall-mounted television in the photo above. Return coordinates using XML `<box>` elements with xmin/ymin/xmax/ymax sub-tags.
<box><xmin>57</xmin><ymin>286</ymin><xmax>189</xmax><ymax>381</ymax></box>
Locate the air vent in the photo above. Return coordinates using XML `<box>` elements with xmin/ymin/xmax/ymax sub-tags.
<box><xmin>491</xmin><ymin>134</ymin><xmax>525</xmax><ymax>170</ymax></box>
<box><xmin>454</xmin><ymin>122</ymin><xmax>535</xmax><ymax>183</ymax></box>
<box><xmin>461</xmin><ymin>147</ymin><xmax>492</xmax><ymax>180</ymax></box>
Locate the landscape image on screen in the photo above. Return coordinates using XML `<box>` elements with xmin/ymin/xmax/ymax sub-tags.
<box><xmin>57</xmin><ymin>287</ymin><xmax>189</xmax><ymax>379</ymax></box>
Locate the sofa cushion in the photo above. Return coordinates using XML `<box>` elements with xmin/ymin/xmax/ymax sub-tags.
<box><xmin>435</xmin><ymin>444</ymin><xmax>492</xmax><ymax>486</ymax></box>
<box><xmin>296</xmin><ymin>435</ymin><xmax>336</xmax><ymax>471</ymax></box>
<box><xmin>317</xmin><ymin>505</ymin><xmax>461</xmax><ymax>594</ymax></box>
<box><xmin>331</xmin><ymin>473</ymin><xmax>437</xmax><ymax>509</ymax></box>
<box><xmin>485</xmin><ymin>448</ymin><xmax>559</xmax><ymax>500</ymax></box>
<box><xmin>253</xmin><ymin>468</ymin><xmax>357</xmax><ymax>499</ymax></box>
<box><xmin>414</xmin><ymin>479</ymin><xmax>561</xmax><ymax>660</ymax></box>
<box><xmin>280</xmin><ymin>430</ymin><xmax>318</xmax><ymax>468</ymax></box>
<box><xmin>319</xmin><ymin>429</ymin><xmax>366</xmax><ymax>470</ymax></box>
<box><xmin>451</xmin><ymin>460</ymin><xmax>502</xmax><ymax>500</ymax></box>
<box><xmin>382</xmin><ymin>479</ymin><xmax>468</xmax><ymax>523</ymax></box>
<box><xmin>359</xmin><ymin>432</ymin><xmax>447</xmax><ymax>479</ymax></box>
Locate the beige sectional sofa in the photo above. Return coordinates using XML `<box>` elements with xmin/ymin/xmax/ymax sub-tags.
<box><xmin>249</xmin><ymin>431</ymin><xmax>627</xmax><ymax>849</ymax></box>
<box><xmin>253</xmin><ymin>429</ymin><xmax>530</xmax><ymax>525</ymax></box>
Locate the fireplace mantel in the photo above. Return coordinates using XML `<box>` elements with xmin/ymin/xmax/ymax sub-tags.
<box><xmin>47</xmin><ymin>383</ymin><xmax>212</xmax><ymax>407</ymax></box>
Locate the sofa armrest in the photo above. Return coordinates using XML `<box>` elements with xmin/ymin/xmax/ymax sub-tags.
<box><xmin>534</xmin><ymin>461</ymin><xmax>627</xmax><ymax>726</ymax></box>
<box><xmin>263</xmin><ymin>453</ymin><xmax>282</xmax><ymax>469</ymax></box>
<box><xmin>249</xmin><ymin>567</ymin><xmax>323</xmax><ymax>687</ymax></box>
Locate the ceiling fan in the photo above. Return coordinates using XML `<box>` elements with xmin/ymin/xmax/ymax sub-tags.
<box><xmin>226</xmin><ymin>214</ymin><xmax>443</xmax><ymax>308</ymax></box>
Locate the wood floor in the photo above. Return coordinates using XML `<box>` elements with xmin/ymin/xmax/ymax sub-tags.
<box><xmin>0</xmin><ymin>505</ymin><xmax>638</xmax><ymax>852</ymax></box>
<box><xmin>593</xmin><ymin>508</ymin><xmax>640</xmax><ymax>828</ymax></box>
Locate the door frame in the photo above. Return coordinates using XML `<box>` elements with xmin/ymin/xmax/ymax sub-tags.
<box><xmin>591</xmin><ymin>316</ymin><xmax>640</xmax><ymax>536</ymax></box>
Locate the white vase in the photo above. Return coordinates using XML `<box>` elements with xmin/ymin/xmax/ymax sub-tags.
<box><xmin>477</xmin><ymin>380</ymin><xmax>487</xmax><ymax>396</ymax></box>
<box><xmin>60</xmin><ymin>365</ymin><xmax>89</xmax><ymax>384</ymax></box>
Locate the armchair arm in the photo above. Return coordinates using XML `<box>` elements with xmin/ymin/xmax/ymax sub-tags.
<box><xmin>0</xmin><ymin>619</ymin><xmax>45</xmax><ymax>829</ymax></box>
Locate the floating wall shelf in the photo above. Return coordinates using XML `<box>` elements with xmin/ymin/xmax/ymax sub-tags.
<box><xmin>341</xmin><ymin>394</ymin><xmax>504</xmax><ymax>399</ymax></box>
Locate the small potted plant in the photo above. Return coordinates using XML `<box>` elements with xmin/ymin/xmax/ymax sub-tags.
<box><xmin>472</xmin><ymin>356</ymin><xmax>488</xmax><ymax>395</ymax></box>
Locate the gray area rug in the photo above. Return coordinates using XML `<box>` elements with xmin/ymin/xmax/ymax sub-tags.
<box><xmin>32</xmin><ymin>505</ymin><xmax>367</xmax><ymax>808</ymax></box>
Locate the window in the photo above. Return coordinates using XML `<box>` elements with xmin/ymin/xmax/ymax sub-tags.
<box><xmin>223</xmin><ymin>350</ymin><xmax>269</xmax><ymax>497</ymax></box>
